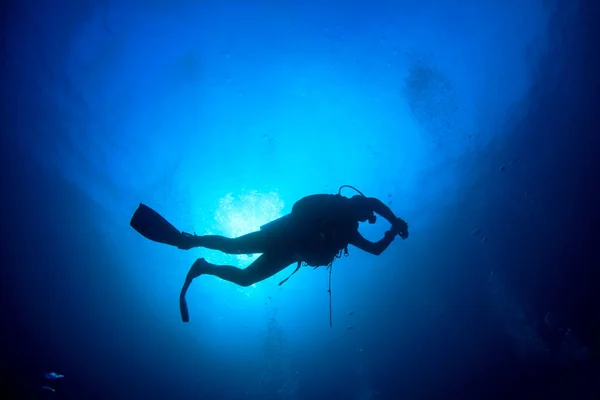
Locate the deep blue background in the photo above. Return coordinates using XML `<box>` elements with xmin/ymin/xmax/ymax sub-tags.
<box><xmin>1</xmin><ymin>1</ymin><xmax>599</xmax><ymax>399</ymax></box>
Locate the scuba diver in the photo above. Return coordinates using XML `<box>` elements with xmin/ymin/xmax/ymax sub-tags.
<box><xmin>130</xmin><ymin>186</ymin><xmax>409</xmax><ymax>322</ymax></box>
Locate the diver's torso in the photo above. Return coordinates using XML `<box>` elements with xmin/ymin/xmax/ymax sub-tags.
<box><xmin>289</xmin><ymin>194</ymin><xmax>358</xmax><ymax>266</ymax></box>
<box><xmin>259</xmin><ymin>194</ymin><xmax>359</xmax><ymax>265</ymax></box>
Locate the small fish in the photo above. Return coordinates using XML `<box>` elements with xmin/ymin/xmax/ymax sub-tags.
<box><xmin>481</xmin><ymin>237</ymin><xmax>488</xmax><ymax>243</ymax></box>
<box><xmin>41</xmin><ymin>386</ymin><xmax>56</xmax><ymax>392</ymax></box>
<box><xmin>44</xmin><ymin>372</ymin><xmax>64</xmax><ymax>380</ymax></box>
<box><xmin>346</xmin><ymin>326</ymin><xmax>354</xmax><ymax>330</ymax></box>
<box><xmin>499</xmin><ymin>165</ymin><xmax>506</xmax><ymax>172</ymax></box>
<box><xmin>471</xmin><ymin>228</ymin><xmax>481</xmax><ymax>236</ymax></box>
<box><xmin>347</xmin><ymin>311</ymin><xmax>355</xmax><ymax>316</ymax></box>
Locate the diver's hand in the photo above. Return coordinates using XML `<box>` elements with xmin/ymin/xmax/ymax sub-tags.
<box><xmin>384</xmin><ymin>229</ymin><xmax>396</xmax><ymax>240</ymax></box>
<box><xmin>392</xmin><ymin>218</ymin><xmax>409</xmax><ymax>240</ymax></box>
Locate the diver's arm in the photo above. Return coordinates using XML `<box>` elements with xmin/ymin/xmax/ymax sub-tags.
<box><xmin>366</xmin><ymin>197</ymin><xmax>397</xmax><ymax>224</ymax></box>
<box><xmin>366</xmin><ymin>197</ymin><xmax>409</xmax><ymax>238</ymax></box>
<box><xmin>349</xmin><ymin>230</ymin><xmax>396</xmax><ymax>256</ymax></box>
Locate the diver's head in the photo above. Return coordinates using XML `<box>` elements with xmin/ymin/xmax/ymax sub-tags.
<box><xmin>349</xmin><ymin>195</ymin><xmax>376</xmax><ymax>223</ymax></box>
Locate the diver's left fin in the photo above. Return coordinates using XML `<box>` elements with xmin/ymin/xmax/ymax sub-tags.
<box><xmin>130</xmin><ymin>203</ymin><xmax>184</xmax><ymax>247</ymax></box>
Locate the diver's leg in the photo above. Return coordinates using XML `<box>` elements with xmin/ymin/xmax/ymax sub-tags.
<box><xmin>188</xmin><ymin>252</ymin><xmax>297</xmax><ymax>287</ymax></box>
<box><xmin>180</xmin><ymin>231</ymin><xmax>270</xmax><ymax>254</ymax></box>
<box><xmin>179</xmin><ymin>253</ymin><xmax>296</xmax><ymax>322</ymax></box>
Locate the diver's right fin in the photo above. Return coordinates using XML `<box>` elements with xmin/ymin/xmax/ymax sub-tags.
<box><xmin>179</xmin><ymin>258</ymin><xmax>207</xmax><ymax>322</ymax></box>
<box><xmin>130</xmin><ymin>203</ymin><xmax>184</xmax><ymax>248</ymax></box>
<box><xmin>179</xmin><ymin>280</ymin><xmax>191</xmax><ymax>323</ymax></box>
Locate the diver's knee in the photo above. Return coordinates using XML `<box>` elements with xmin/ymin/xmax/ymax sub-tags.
<box><xmin>237</xmin><ymin>273</ymin><xmax>256</xmax><ymax>287</ymax></box>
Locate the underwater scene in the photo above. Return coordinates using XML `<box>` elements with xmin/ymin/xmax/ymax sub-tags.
<box><xmin>1</xmin><ymin>0</ymin><xmax>599</xmax><ymax>399</ymax></box>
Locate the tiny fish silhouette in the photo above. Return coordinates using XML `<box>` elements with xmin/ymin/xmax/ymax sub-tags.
<box><xmin>44</xmin><ymin>372</ymin><xmax>64</xmax><ymax>380</ymax></box>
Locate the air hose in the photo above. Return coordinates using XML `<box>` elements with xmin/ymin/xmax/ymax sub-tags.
<box><xmin>338</xmin><ymin>184</ymin><xmax>366</xmax><ymax>197</ymax></box>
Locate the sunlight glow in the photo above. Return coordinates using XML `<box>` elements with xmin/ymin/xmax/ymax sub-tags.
<box><xmin>209</xmin><ymin>190</ymin><xmax>285</xmax><ymax>294</ymax></box>
<box><xmin>214</xmin><ymin>189</ymin><xmax>285</xmax><ymax>260</ymax></box>
<box><xmin>215</xmin><ymin>190</ymin><xmax>285</xmax><ymax>236</ymax></box>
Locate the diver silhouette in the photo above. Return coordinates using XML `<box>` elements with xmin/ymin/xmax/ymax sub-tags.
<box><xmin>130</xmin><ymin>186</ymin><xmax>409</xmax><ymax>322</ymax></box>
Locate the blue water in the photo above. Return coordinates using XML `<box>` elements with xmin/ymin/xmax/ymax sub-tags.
<box><xmin>2</xmin><ymin>1</ymin><xmax>598</xmax><ymax>399</ymax></box>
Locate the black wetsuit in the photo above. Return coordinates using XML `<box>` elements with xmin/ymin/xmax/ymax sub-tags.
<box><xmin>189</xmin><ymin>194</ymin><xmax>361</xmax><ymax>287</ymax></box>
<box><xmin>287</xmin><ymin>194</ymin><xmax>358</xmax><ymax>266</ymax></box>
<box><xmin>174</xmin><ymin>192</ymin><xmax>407</xmax><ymax>321</ymax></box>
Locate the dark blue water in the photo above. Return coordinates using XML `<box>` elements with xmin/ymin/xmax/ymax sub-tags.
<box><xmin>2</xmin><ymin>1</ymin><xmax>599</xmax><ymax>399</ymax></box>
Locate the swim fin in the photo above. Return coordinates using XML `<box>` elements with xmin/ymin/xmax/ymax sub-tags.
<box><xmin>180</xmin><ymin>279</ymin><xmax>192</xmax><ymax>323</ymax></box>
<box><xmin>130</xmin><ymin>203</ymin><xmax>184</xmax><ymax>248</ymax></box>
<box><xmin>179</xmin><ymin>258</ymin><xmax>208</xmax><ymax>322</ymax></box>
